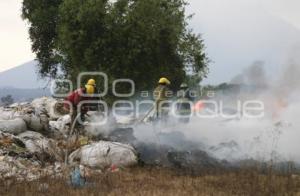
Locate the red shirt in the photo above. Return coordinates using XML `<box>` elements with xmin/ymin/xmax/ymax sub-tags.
<box><xmin>66</xmin><ymin>88</ymin><xmax>84</xmax><ymax>106</ymax></box>
<box><xmin>64</xmin><ymin>88</ymin><xmax>93</xmax><ymax>112</ymax></box>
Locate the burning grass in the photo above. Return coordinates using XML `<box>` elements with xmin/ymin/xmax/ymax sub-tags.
<box><xmin>1</xmin><ymin>166</ymin><xmax>300</xmax><ymax>196</ymax></box>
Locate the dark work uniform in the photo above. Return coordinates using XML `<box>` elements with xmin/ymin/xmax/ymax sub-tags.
<box><xmin>176</xmin><ymin>88</ymin><xmax>193</xmax><ymax>123</ymax></box>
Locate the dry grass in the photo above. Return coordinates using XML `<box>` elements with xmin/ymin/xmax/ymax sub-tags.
<box><xmin>1</xmin><ymin>166</ymin><xmax>300</xmax><ymax>196</ymax></box>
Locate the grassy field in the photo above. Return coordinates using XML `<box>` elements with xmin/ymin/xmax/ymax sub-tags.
<box><xmin>1</xmin><ymin>166</ymin><xmax>300</xmax><ymax>196</ymax></box>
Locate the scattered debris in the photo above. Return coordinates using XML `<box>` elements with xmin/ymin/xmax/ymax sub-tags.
<box><xmin>209</xmin><ymin>140</ymin><xmax>241</xmax><ymax>160</ymax></box>
<box><xmin>0</xmin><ymin>131</ymin><xmax>63</xmax><ymax>181</ymax></box>
<box><xmin>70</xmin><ymin>165</ymin><xmax>86</xmax><ymax>188</ymax></box>
<box><xmin>49</xmin><ymin>115</ymin><xmax>71</xmax><ymax>135</ymax></box>
<box><xmin>106</xmin><ymin>128</ymin><xmax>137</xmax><ymax>144</ymax></box>
<box><xmin>18</xmin><ymin>131</ymin><xmax>63</xmax><ymax>163</ymax></box>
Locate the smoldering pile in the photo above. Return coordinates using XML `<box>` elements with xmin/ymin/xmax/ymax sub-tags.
<box><xmin>0</xmin><ymin>96</ymin><xmax>299</xmax><ymax>181</ymax></box>
<box><xmin>0</xmin><ymin>97</ymin><xmax>233</xmax><ymax>180</ymax></box>
<box><xmin>112</xmin><ymin>129</ymin><xmax>226</xmax><ymax>170</ymax></box>
<box><xmin>0</xmin><ymin>97</ymin><xmax>228</xmax><ymax>180</ymax></box>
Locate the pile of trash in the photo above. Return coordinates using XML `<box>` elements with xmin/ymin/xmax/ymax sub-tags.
<box><xmin>3</xmin><ymin>97</ymin><xmax>276</xmax><ymax>181</ymax></box>
<box><xmin>0</xmin><ymin>97</ymin><xmax>138</xmax><ymax>181</ymax></box>
<box><xmin>0</xmin><ymin>131</ymin><xmax>63</xmax><ymax>180</ymax></box>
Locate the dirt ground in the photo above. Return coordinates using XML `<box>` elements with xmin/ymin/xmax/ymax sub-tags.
<box><xmin>1</xmin><ymin>166</ymin><xmax>300</xmax><ymax>196</ymax></box>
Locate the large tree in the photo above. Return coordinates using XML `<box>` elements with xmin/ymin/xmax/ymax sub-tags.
<box><xmin>22</xmin><ymin>0</ymin><xmax>209</xmax><ymax>94</ymax></box>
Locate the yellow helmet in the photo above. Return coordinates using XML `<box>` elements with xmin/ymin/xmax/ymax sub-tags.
<box><xmin>85</xmin><ymin>84</ymin><xmax>95</xmax><ymax>95</ymax></box>
<box><xmin>86</xmin><ymin>79</ymin><xmax>96</xmax><ymax>87</ymax></box>
<box><xmin>158</xmin><ymin>77</ymin><xmax>171</xmax><ymax>85</ymax></box>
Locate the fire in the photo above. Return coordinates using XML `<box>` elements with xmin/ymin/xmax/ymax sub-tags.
<box><xmin>272</xmin><ymin>98</ymin><xmax>288</xmax><ymax>120</ymax></box>
<box><xmin>193</xmin><ymin>101</ymin><xmax>205</xmax><ymax>112</ymax></box>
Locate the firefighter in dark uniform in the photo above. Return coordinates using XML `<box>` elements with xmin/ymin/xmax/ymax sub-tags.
<box><xmin>153</xmin><ymin>77</ymin><xmax>172</xmax><ymax>122</ymax></box>
<box><xmin>176</xmin><ymin>83</ymin><xmax>193</xmax><ymax>123</ymax></box>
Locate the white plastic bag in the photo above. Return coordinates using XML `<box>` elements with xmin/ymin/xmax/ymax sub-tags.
<box><xmin>0</xmin><ymin>118</ymin><xmax>27</xmax><ymax>134</ymax></box>
<box><xmin>31</xmin><ymin>97</ymin><xmax>63</xmax><ymax>120</ymax></box>
<box><xmin>69</xmin><ymin>141</ymin><xmax>138</xmax><ymax>169</ymax></box>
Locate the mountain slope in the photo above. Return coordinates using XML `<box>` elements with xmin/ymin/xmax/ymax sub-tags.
<box><xmin>0</xmin><ymin>61</ymin><xmax>48</xmax><ymax>89</ymax></box>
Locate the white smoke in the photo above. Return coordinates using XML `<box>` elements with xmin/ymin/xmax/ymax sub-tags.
<box><xmin>133</xmin><ymin>50</ymin><xmax>300</xmax><ymax>165</ymax></box>
<box><xmin>230</xmin><ymin>61</ymin><xmax>267</xmax><ymax>87</ymax></box>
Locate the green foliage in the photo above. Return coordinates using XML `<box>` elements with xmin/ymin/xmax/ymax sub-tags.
<box><xmin>22</xmin><ymin>0</ymin><xmax>62</xmax><ymax>78</ymax></box>
<box><xmin>22</xmin><ymin>0</ymin><xmax>209</xmax><ymax>97</ymax></box>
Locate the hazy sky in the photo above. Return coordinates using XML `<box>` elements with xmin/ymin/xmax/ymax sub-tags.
<box><xmin>0</xmin><ymin>0</ymin><xmax>300</xmax><ymax>84</ymax></box>
<box><xmin>0</xmin><ymin>1</ymin><xmax>34</xmax><ymax>73</ymax></box>
<box><xmin>187</xmin><ymin>0</ymin><xmax>300</xmax><ymax>83</ymax></box>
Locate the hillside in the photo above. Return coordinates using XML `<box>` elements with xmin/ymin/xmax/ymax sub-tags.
<box><xmin>0</xmin><ymin>61</ymin><xmax>47</xmax><ymax>89</ymax></box>
<box><xmin>0</xmin><ymin>61</ymin><xmax>51</xmax><ymax>102</ymax></box>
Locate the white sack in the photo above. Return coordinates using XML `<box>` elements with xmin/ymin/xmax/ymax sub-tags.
<box><xmin>22</xmin><ymin>114</ymin><xmax>49</xmax><ymax>132</ymax></box>
<box><xmin>31</xmin><ymin>97</ymin><xmax>63</xmax><ymax>120</ymax></box>
<box><xmin>0</xmin><ymin>108</ymin><xmax>20</xmax><ymax>120</ymax></box>
<box><xmin>0</xmin><ymin>118</ymin><xmax>27</xmax><ymax>134</ymax></box>
<box><xmin>69</xmin><ymin>141</ymin><xmax>138</xmax><ymax>169</ymax></box>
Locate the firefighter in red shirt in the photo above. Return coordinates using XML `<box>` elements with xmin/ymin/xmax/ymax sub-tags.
<box><xmin>64</xmin><ymin>79</ymin><xmax>97</xmax><ymax>125</ymax></box>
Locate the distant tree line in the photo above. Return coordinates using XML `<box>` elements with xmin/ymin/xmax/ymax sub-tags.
<box><xmin>0</xmin><ymin>95</ymin><xmax>14</xmax><ymax>106</ymax></box>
